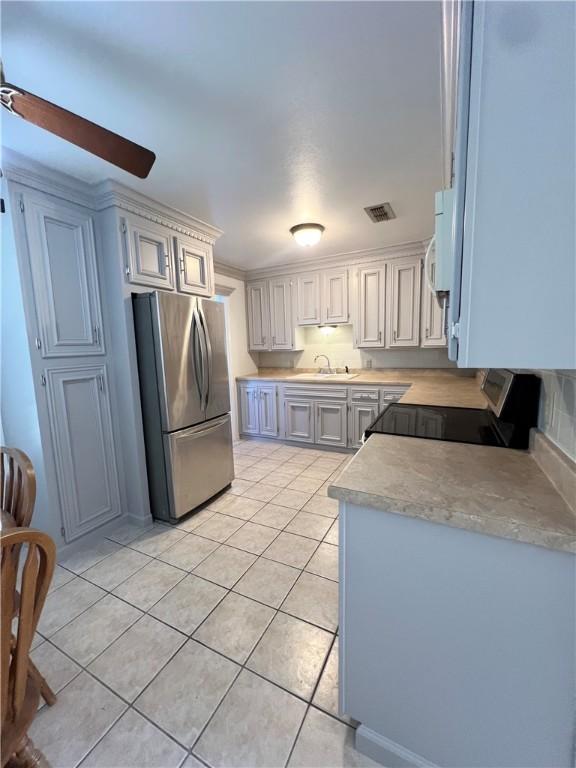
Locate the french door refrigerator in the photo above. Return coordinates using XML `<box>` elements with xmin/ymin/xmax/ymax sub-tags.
<box><xmin>133</xmin><ymin>290</ymin><xmax>234</xmax><ymax>522</ymax></box>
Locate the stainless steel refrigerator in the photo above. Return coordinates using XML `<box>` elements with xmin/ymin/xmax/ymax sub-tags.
<box><xmin>133</xmin><ymin>291</ymin><xmax>234</xmax><ymax>523</ymax></box>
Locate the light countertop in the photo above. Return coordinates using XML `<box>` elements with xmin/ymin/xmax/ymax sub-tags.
<box><xmin>236</xmin><ymin>368</ymin><xmax>486</xmax><ymax>409</ymax></box>
<box><xmin>328</xmin><ymin>433</ymin><xmax>576</xmax><ymax>553</ymax></box>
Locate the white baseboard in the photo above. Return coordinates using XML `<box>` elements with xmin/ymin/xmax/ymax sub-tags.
<box><xmin>355</xmin><ymin>726</ymin><xmax>438</xmax><ymax>768</ymax></box>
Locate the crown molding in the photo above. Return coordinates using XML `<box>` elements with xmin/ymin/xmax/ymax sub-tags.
<box><xmin>92</xmin><ymin>180</ymin><xmax>222</xmax><ymax>244</ymax></box>
<box><xmin>214</xmin><ymin>282</ymin><xmax>236</xmax><ymax>296</ymax></box>
<box><xmin>242</xmin><ymin>240</ymin><xmax>427</xmax><ymax>281</ymax></box>
<box><xmin>213</xmin><ymin>260</ymin><xmax>247</xmax><ymax>282</ymax></box>
<box><xmin>2</xmin><ymin>149</ymin><xmax>96</xmax><ymax>208</ymax></box>
<box><xmin>2</xmin><ymin>150</ymin><xmax>222</xmax><ymax>244</ymax></box>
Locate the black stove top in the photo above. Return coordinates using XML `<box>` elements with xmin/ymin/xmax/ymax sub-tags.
<box><xmin>365</xmin><ymin>403</ymin><xmax>507</xmax><ymax>447</ymax></box>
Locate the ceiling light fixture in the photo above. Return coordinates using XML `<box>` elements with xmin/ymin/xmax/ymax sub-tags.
<box><xmin>290</xmin><ymin>222</ymin><xmax>325</xmax><ymax>247</ymax></box>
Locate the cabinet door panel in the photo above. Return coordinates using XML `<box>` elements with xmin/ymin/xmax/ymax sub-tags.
<box><xmin>247</xmin><ymin>281</ymin><xmax>270</xmax><ymax>351</ymax></box>
<box><xmin>122</xmin><ymin>213</ymin><xmax>175</xmax><ymax>290</ymax></box>
<box><xmin>323</xmin><ymin>269</ymin><xmax>349</xmax><ymax>324</ymax></box>
<box><xmin>356</xmin><ymin>267</ymin><xmax>385</xmax><ymax>347</ymax></box>
<box><xmin>239</xmin><ymin>385</ymin><xmax>260</xmax><ymax>434</ymax></box>
<box><xmin>315</xmin><ymin>401</ymin><xmax>347</xmax><ymax>447</ymax></box>
<box><xmin>285</xmin><ymin>400</ymin><xmax>314</xmax><ymax>443</ymax></box>
<box><xmin>349</xmin><ymin>403</ymin><xmax>378</xmax><ymax>449</ymax></box>
<box><xmin>387</xmin><ymin>258</ymin><xmax>421</xmax><ymax>347</ymax></box>
<box><xmin>269</xmin><ymin>278</ymin><xmax>293</xmax><ymax>350</ymax></box>
<box><xmin>175</xmin><ymin>234</ymin><xmax>214</xmax><ymax>297</ymax></box>
<box><xmin>45</xmin><ymin>365</ymin><xmax>121</xmax><ymax>541</ymax></box>
<box><xmin>22</xmin><ymin>192</ymin><xmax>105</xmax><ymax>357</ymax></box>
<box><xmin>297</xmin><ymin>273</ymin><xmax>322</xmax><ymax>325</ymax></box>
<box><xmin>258</xmin><ymin>385</ymin><xmax>278</xmax><ymax>437</ymax></box>
<box><xmin>421</xmin><ymin>264</ymin><xmax>447</xmax><ymax>347</ymax></box>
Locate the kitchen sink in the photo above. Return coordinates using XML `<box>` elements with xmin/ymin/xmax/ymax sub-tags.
<box><xmin>288</xmin><ymin>372</ymin><xmax>358</xmax><ymax>380</ymax></box>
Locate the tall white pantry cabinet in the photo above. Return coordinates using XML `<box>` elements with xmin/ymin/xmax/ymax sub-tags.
<box><xmin>2</xmin><ymin>157</ymin><xmax>221</xmax><ymax>551</ymax></box>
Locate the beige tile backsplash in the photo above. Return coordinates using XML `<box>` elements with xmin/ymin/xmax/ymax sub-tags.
<box><xmin>537</xmin><ymin>370</ymin><xmax>576</xmax><ymax>460</ymax></box>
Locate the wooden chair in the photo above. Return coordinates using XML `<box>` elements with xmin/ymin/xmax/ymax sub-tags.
<box><xmin>0</xmin><ymin>449</ymin><xmax>55</xmax><ymax>707</ymax></box>
<box><xmin>1</xmin><ymin>449</ymin><xmax>36</xmax><ymax>529</ymax></box>
<box><xmin>1</xmin><ymin>528</ymin><xmax>55</xmax><ymax>767</ymax></box>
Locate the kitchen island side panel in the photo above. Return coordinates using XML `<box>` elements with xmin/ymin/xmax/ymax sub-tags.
<box><xmin>339</xmin><ymin>501</ymin><xmax>575</xmax><ymax>768</ymax></box>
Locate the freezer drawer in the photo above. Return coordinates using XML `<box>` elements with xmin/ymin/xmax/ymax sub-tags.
<box><xmin>163</xmin><ymin>414</ymin><xmax>234</xmax><ymax>520</ymax></box>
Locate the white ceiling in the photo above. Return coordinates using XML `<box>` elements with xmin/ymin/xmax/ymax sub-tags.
<box><xmin>1</xmin><ymin>1</ymin><xmax>442</xmax><ymax>269</ymax></box>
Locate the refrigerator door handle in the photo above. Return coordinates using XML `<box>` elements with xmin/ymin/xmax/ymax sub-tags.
<box><xmin>198</xmin><ymin>304</ymin><xmax>212</xmax><ymax>411</ymax></box>
<box><xmin>192</xmin><ymin>306</ymin><xmax>206</xmax><ymax>409</ymax></box>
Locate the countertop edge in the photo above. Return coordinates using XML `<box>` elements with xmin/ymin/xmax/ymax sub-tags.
<box><xmin>327</xmin><ymin>484</ymin><xmax>576</xmax><ymax>554</ymax></box>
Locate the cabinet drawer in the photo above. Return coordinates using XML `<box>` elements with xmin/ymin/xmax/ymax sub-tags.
<box><xmin>380</xmin><ymin>386</ymin><xmax>409</xmax><ymax>403</ymax></box>
<box><xmin>283</xmin><ymin>384</ymin><xmax>348</xmax><ymax>400</ymax></box>
<box><xmin>350</xmin><ymin>387</ymin><xmax>380</xmax><ymax>403</ymax></box>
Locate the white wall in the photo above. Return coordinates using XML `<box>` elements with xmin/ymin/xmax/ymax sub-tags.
<box><xmin>0</xmin><ymin>193</ymin><xmax>57</xmax><ymax>541</ymax></box>
<box><xmin>214</xmin><ymin>272</ymin><xmax>258</xmax><ymax>439</ymax></box>
<box><xmin>258</xmin><ymin>325</ymin><xmax>455</xmax><ymax>370</ymax></box>
<box><xmin>537</xmin><ymin>370</ymin><xmax>576</xmax><ymax>461</ymax></box>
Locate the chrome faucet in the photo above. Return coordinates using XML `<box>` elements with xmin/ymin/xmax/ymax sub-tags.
<box><xmin>314</xmin><ymin>354</ymin><xmax>333</xmax><ymax>374</ymax></box>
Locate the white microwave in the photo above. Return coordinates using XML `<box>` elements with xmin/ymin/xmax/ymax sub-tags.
<box><xmin>424</xmin><ymin>187</ymin><xmax>455</xmax><ymax>296</ymax></box>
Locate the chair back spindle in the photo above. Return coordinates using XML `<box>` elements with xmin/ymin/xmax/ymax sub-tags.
<box><xmin>0</xmin><ymin>448</ymin><xmax>36</xmax><ymax>528</ymax></box>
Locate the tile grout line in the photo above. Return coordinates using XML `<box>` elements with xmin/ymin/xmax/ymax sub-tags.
<box><xmin>283</xmin><ymin>630</ymin><xmax>340</xmax><ymax>768</ymax></box>
<box><xmin>37</xmin><ymin>443</ymin><xmax>348</xmax><ymax>767</ymax></box>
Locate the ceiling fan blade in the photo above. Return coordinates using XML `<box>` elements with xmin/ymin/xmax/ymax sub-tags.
<box><xmin>1</xmin><ymin>82</ymin><xmax>155</xmax><ymax>179</ymax></box>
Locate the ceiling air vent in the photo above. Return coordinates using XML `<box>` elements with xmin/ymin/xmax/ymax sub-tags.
<box><xmin>364</xmin><ymin>202</ymin><xmax>396</xmax><ymax>223</ymax></box>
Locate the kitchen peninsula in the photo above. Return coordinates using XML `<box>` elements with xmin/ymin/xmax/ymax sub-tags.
<box><xmin>329</xmin><ymin>431</ymin><xmax>575</xmax><ymax>768</ymax></box>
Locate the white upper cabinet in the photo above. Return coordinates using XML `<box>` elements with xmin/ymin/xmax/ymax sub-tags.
<box><xmin>248</xmin><ymin>278</ymin><xmax>301</xmax><ymax>351</ymax></box>
<box><xmin>355</xmin><ymin>266</ymin><xmax>385</xmax><ymax>348</ymax></box>
<box><xmin>445</xmin><ymin>2</ymin><xmax>575</xmax><ymax>367</ymax></box>
<box><xmin>45</xmin><ymin>364</ymin><xmax>121</xmax><ymax>541</ymax></box>
<box><xmin>20</xmin><ymin>190</ymin><xmax>105</xmax><ymax>358</ymax></box>
<box><xmin>269</xmin><ymin>277</ymin><xmax>293</xmax><ymax>350</ymax></box>
<box><xmin>297</xmin><ymin>273</ymin><xmax>322</xmax><ymax>325</ymax></box>
<box><xmin>247</xmin><ymin>280</ymin><xmax>271</xmax><ymax>351</ymax></box>
<box><xmin>122</xmin><ymin>211</ymin><xmax>175</xmax><ymax>290</ymax></box>
<box><xmin>174</xmin><ymin>233</ymin><xmax>214</xmax><ymax>297</ymax></box>
<box><xmin>387</xmin><ymin>257</ymin><xmax>421</xmax><ymax>347</ymax></box>
<box><xmin>421</xmin><ymin>263</ymin><xmax>447</xmax><ymax>347</ymax></box>
<box><xmin>323</xmin><ymin>268</ymin><xmax>349</xmax><ymax>324</ymax></box>
<box><xmin>297</xmin><ymin>269</ymin><xmax>349</xmax><ymax>326</ymax></box>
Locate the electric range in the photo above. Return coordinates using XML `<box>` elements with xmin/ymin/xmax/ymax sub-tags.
<box><xmin>364</xmin><ymin>370</ymin><xmax>541</xmax><ymax>449</ymax></box>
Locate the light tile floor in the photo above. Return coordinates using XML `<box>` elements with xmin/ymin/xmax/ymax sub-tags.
<box><xmin>30</xmin><ymin>439</ymin><xmax>379</xmax><ymax>768</ymax></box>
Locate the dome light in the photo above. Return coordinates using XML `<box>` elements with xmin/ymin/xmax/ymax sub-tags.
<box><xmin>290</xmin><ymin>223</ymin><xmax>325</xmax><ymax>247</ymax></box>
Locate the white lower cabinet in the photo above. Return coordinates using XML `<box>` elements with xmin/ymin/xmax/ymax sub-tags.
<box><xmin>239</xmin><ymin>383</ymin><xmax>278</xmax><ymax>437</ymax></box>
<box><xmin>45</xmin><ymin>365</ymin><xmax>122</xmax><ymax>541</ymax></box>
<box><xmin>349</xmin><ymin>402</ymin><xmax>378</xmax><ymax>449</ymax></box>
<box><xmin>284</xmin><ymin>399</ymin><xmax>315</xmax><ymax>443</ymax></box>
<box><xmin>315</xmin><ymin>401</ymin><xmax>347</xmax><ymax>448</ymax></box>
<box><xmin>258</xmin><ymin>384</ymin><xmax>279</xmax><ymax>437</ymax></box>
<box><xmin>239</xmin><ymin>384</ymin><xmax>260</xmax><ymax>435</ymax></box>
